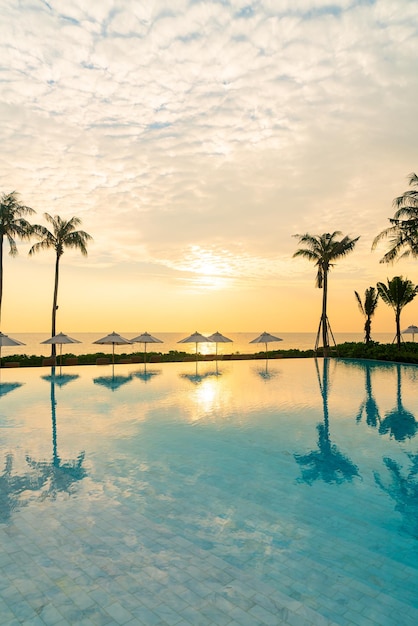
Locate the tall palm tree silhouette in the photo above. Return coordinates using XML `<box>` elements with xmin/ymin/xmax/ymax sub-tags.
<box><xmin>377</xmin><ymin>276</ymin><xmax>418</xmax><ymax>349</ymax></box>
<box><xmin>354</xmin><ymin>287</ymin><xmax>379</xmax><ymax>344</ymax></box>
<box><xmin>29</xmin><ymin>215</ymin><xmax>92</xmax><ymax>357</ymax></box>
<box><xmin>0</xmin><ymin>191</ymin><xmax>35</xmax><ymax>323</ymax></box>
<box><xmin>293</xmin><ymin>232</ymin><xmax>359</xmax><ymax>355</ymax></box>
<box><xmin>294</xmin><ymin>358</ymin><xmax>359</xmax><ymax>484</ymax></box>
<box><xmin>373</xmin><ymin>172</ymin><xmax>418</xmax><ymax>264</ymax></box>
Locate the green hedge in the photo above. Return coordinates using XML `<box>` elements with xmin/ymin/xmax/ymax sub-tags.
<box><xmin>2</xmin><ymin>342</ymin><xmax>418</xmax><ymax>367</ymax></box>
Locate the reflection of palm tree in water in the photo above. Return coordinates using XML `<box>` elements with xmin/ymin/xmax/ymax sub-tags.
<box><xmin>294</xmin><ymin>358</ymin><xmax>359</xmax><ymax>485</ymax></box>
<box><xmin>375</xmin><ymin>453</ymin><xmax>418</xmax><ymax>538</ymax></box>
<box><xmin>0</xmin><ymin>454</ymin><xmax>45</xmax><ymax>523</ymax></box>
<box><xmin>379</xmin><ymin>364</ymin><xmax>418</xmax><ymax>441</ymax></box>
<box><xmin>26</xmin><ymin>367</ymin><xmax>86</xmax><ymax>498</ymax></box>
<box><xmin>356</xmin><ymin>363</ymin><xmax>381</xmax><ymax>428</ymax></box>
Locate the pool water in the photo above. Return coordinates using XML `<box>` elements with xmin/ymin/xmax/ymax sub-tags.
<box><xmin>1</xmin><ymin>358</ymin><xmax>418</xmax><ymax>625</ymax></box>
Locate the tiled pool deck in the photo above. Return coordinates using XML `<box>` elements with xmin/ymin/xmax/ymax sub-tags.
<box><xmin>1</xmin><ymin>359</ymin><xmax>418</xmax><ymax>625</ymax></box>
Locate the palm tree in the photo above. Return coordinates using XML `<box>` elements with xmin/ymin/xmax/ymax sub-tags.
<box><xmin>373</xmin><ymin>173</ymin><xmax>418</xmax><ymax>263</ymax></box>
<box><xmin>376</xmin><ymin>276</ymin><xmax>418</xmax><ymax>349</ymax></box>
<box><xmin>354</xmin><ymin>287</ymin><xmax>379</xmax><ymax>343</ymax></box>
<box><xmin>29</xmin><ymin>214</ymin><xmax>92</xmax><ymax>357</ymax></box>
<box><xmin>293</xmin><ymin>232</ymin><xmax>360</xmax><ymax>356</ymax></box>
<box><xmin>0</xmin><ymin>191</ymin><xmax>35</xmax><ymax>324</ymax></box>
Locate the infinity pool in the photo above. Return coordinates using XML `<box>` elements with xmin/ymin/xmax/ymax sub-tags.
<box><xmin>1</xmin><ymin>358</ymin><xmax>418</xmax><ymax>625</ymax></box>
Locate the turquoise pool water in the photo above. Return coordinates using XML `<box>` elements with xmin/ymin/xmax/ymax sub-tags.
<box><xmin>1</xmin><ymin>358</ymin><xmax>418</xmax><ymax>625</ymax></box>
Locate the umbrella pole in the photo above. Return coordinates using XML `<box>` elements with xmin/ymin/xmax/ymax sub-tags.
<box><xmin>60</xmin><ymin>344</ymin><xmax>63</xmax><ymax>375</ymax></box>
<box><xmin>112</xmin><ymin>343</ymin><xmax>115</xmax><ymax>365</ymax></box>
<box><xmin>144</xmin><ymin>344</ymin><xmax>147</xmax><ymax>364</ymax></box>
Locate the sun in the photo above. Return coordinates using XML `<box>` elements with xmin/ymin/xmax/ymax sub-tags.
<box><xmin>185</xmin><ymin>246</ymin><xmax>234</xmax><ymax>291</ymax></box>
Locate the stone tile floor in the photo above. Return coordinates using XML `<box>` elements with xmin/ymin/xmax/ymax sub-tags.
<box><xmin>1</xmin><ymin>493</ymin><xmax>418</xmax><ymax>626</ymax></box>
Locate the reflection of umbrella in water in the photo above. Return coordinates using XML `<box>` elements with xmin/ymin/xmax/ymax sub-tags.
<box><xmin>0</xmin><ymin>332</ymin><xmax>25</xmax><ymax>366</ymax></box>
<box><xmin>130</xmin><ymin>331</ymin><xmax>164</xmax><ymax>363</ymax></box>
<box><xmin>42</xmin><ymin>372</ymin><xmax>80</xmax><ymax>388</ymax></box>
<box><xmin>249</xmin><ymin>331</ymin><xmax>282</xmax><ymax>357</ymax></box>
<box><xmin>178</xmin><ymin>331</ymin><xmax>211</xmax><ymax>360</ymax></box>
<box><xmin>93</xmin><ymin>331</ymin><xmax>132</xmax><ymax>364</ymax></box>
<box><xmin>180</xmin><ymin>369</ymin><xmax>220</xmax><ymax>385</ymax></box>
<box><xmin>207</xmin><ymin>331</ymin><xmax>232</xmax><ymax>359</ymax></box>
<box><xmin>133</xmin><ymin>364</ymin><xmax>161</xmax><ymax>383</ymax></box>
<box><xmin>0</xmin><ymin>381</ymin><xmax>24</xmax><ymax>397</ymax></box>
<box><xmin>93</xmin><ymin>374</ymin><xmax>133</xmax><ymax>391</ymax></box>
<box><xmin>402</xmin><ymin>325</ymin><xmax>418</xmax><ymax>341</ymax></box>
<box><xmin>255</xmin><ymin>359</ymin><xmax>278</xmax><ymax>381</ymax></box>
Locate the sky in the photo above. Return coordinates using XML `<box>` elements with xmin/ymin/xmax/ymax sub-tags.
<box><xmin>1</xmin><ymin>0</ymin><xmax>417</xmax><ymax>334</ymax></box>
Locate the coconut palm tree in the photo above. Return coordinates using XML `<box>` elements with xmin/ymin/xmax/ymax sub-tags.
<box><xmin>354</xmin><ymin>287</ymin><xmax>379</xmax><ymax>343</ymax></box>
<box><xmin>376</xmin><ymin>276</ymin><xmax>418</xmax><ymax>349</ymax></box>
<box><xmin>373</xmin><ymin>173</ymin><xmax>418</xmax><ymax>263</ymax></box>
<box><xmin>0</xmin><ymin>191</ymin><xmax>35</xmax><ymax>323</ymax></box>
<box><xmin>29</xmin><ymin>214</ymin><xmax>92</xmax><ymax>357</ymax></box>
<box><xmin>293</xmin><ymin>232</ymin><xmax>360</xmax><ymax>356</ymax></box>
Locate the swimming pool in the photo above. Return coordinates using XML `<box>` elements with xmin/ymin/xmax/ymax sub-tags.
<box><xmin>1</xmin><ymin>357</ymin><xmax>417</xmax><ymax>625</ymax></box>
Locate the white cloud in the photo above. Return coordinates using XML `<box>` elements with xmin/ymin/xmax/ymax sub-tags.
<box><xmin>0</xmin><ymin>0</ymin><xmax>417</xmax><ymax>303</ymax></box>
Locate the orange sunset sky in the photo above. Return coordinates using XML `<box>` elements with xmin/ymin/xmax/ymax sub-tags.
<box><xmin>1</xmin><ymin>0</ymin><xmax>417</xmax><ymax>333</ymax></box>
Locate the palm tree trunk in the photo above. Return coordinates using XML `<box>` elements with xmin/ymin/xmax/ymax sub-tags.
<box><xmin>365</xmin><ymin>318</ymin><xmax>371</xmax><ymax>344</ymax></box>
<box><xmin>51</xmin><ymin>254</ymin><xmax>60</xmax><ymax>357</ymax></box>
<box><xmin>0</xmin><ymin>236</ymin><xmax>3</xmax><ymax>326</ymax></box>
<box><xmin>396</xmin><ymin>309</ymin><xmax>401</xmax><ymax>350</ymax></box>
<box><xmin>322</xmin><ymin>271</ymin><xmax>329</xmax><ymax>357</ymax></box>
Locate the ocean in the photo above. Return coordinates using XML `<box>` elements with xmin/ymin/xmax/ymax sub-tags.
<box><xmin>1</xmin><ymin>331</ymin><xmax>398</xmax><ymax>358</ymax></box>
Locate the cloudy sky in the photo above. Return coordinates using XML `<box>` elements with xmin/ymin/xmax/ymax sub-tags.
<box><xmin>1</xmin><ymin>0</ymin><xmax>417</xmax><ymax>333</ymax></box>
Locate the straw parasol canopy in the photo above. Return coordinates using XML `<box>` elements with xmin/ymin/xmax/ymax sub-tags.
<box><xmin>0</xmin><ymin>332</ymin><xmax>25</xmax><ymax>367</ymax></box>
<box><xmin>402</xmin><ymin>325</ymin><xmax>418</xmax><ymax>341</ymax></box>
<box><xmin>249</xmin><ymin>331</ymin><xmax>283</xmax><ymax>357</ymax></box>
<box><xmin>178</xmin><ymin>331</ymin><xmax>211</xmax><ymax>360</ymax></box>
<box><xmin>41</xmin><ymin>332</ymin><xmax>81</xmax><ymax>368</ymax></box>
<box><xmin>130</xmin><ymin>331</ymin><xmax>163</xmax><ymax>363</ymax></box>
<box><xmin>93</xmin><ymin>331</ymin><xmax>132</xmax><ymax>364</ymax></box>
<box><xmin>207</xmin><ymin>331</ymin><xmax>233</xmax><ymax>358</ymax></box>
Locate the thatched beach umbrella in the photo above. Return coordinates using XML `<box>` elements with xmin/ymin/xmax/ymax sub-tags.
<box><xmin>402</xmin><ymin>325</ymin><xmax>418</xmax><ymax>341</ymax></box>
<box><xmin>178</xmin><ymin>331</ymin><xmax>211</xmax><ymax>360</ymax></box>
<box><xmin>130</xmin><ymin>331</ymin><xmax>163</xmax><ymax>363</ymax></box>
<box><xmin>207</xmin><ymin>331</ymin><xmax>233</xmax><ymax>359</ymax></box>
<box><xmin>249</xmin><ymin>331</ymin><xmax>283</xmax><ymax>358</ymax></box>
<box><xmin>93</xmin><ymin>331</ymin><xmax>132</xmax><ymax>364</ymax></box>
<box><xmin>0</xmin><ymin>332</ymin><xmax>25</xmax><ymax>367</ymax></box>
<box><xmin>41</xmin><ymin>332</ymin><xmax>81</xmax><ymax>371</ymax></box>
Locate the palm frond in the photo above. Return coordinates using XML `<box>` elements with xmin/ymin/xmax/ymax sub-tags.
<box><xmin>354</xmin><ymin>291</ymin><xmax>365</xmax><ymax>316</ymax></box>
<box><xmin>6</xmin><ymin>234</ymin><xmax>17</xmax><ymax>257</ymax></box>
